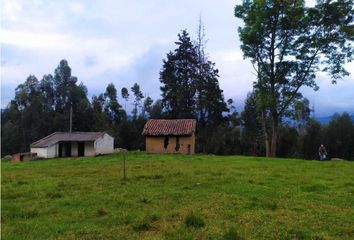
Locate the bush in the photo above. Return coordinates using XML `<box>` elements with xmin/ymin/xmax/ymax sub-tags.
<box><xmin>184</xmin><ymin>212</ymin><xmax>205</xmax><ymax>228</ymax></box>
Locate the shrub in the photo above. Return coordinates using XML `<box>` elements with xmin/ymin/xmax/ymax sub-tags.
<box><xmin>184</xmin><ymin>212</ymin><xmax>205</xmax><ymax>228</ymax></box>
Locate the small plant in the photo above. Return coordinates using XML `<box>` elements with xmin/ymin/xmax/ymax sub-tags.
<box><xmin>264</xmin><ymin>202</ymin><xmax>278</xmax><ymax>210</ymax></box>
<box><xmin>97</xmin><ymin>208</ymin><xmax>108</xmax><ymax>216</ymax></box>
<box><xmin>46</xmin><ymin>192</ymin><xmax>62</xmax><ymax>199</ymax></box>
<box><xmin>147</xmin><ymin>213</ymin><xmax>160</xmax><ymax>222</ymax></box>
<box><xmin>287</xmin><ymin>229</ymin><xmax>307</xmax><ymax>240</ymax></box>
<box><xmin>184</xmin><ymin>212</ymin><xmax>205</xmax><ymax>228</ymax></box>
<box><xmin>223</xmin><ymin>227</ymin><xmax>242</xmax><ymax>240</ymax></box>
<box><xmin>132</xmin><ymin>218</ymin><xmax>151</xmax><ymax>232</ymax></box>
<box><xmin>17</xmin><ymin>180</ymin><xmax>28</xmax><ymax>185</ymax></box>
<box><xmin>140</xmin><ymin>197</ymin><xmax>150</xmax><ymax>204</ymax></box>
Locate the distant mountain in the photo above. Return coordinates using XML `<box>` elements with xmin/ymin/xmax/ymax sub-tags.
<box><xmin>315</xmin><ymin>114</ymin><xmax>354</xmax><ymax>124</ymax></box>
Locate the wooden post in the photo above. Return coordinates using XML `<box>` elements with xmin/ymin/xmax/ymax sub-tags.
<box><xmin>123</xmin><ymin>152</ymin><xmax>126</xmax><ymax>180</ymax></box>
<box><xmin>69</xmin><ymin>105</ymin><xmax>73</xmax><ymax>133</ymax></box>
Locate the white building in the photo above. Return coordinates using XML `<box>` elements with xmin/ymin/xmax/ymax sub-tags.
<box><xmin>30</xmin><ymin>132</ymin><xmax>114</xmax><ymax>158</ymax></box>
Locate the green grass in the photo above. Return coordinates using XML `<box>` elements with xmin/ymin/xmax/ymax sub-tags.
<box><xmin>2</xmin><ymin>152</ymin><xmax>354</xmax><ymax>239</ymax></box>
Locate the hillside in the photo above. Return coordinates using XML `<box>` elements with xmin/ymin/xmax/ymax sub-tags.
<box><xmin>2</xmin><ymin>153</ymin><xmax>354</xmax><ymax>239</ymax></box>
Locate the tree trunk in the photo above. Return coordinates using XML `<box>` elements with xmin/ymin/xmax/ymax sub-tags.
<box><xmin>270</xmin><ymin>117</ymin><xmax>278</xmax><ymax>157</ymax></box>
<box><xmin>261</xmin><ymin>111</ymin><xmax>271</xmax><ymax>157</ymax></box>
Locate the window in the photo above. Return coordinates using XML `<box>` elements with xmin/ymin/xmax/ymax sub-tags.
<box><xmin>175</xmin><ymin>136</ymin><xmax>180</xmax><ymax>151</ymax></box>
<box><xmin>164</xmin><ymin>136</ymin><xmax>169</xmax><ymax>149</ymax></box>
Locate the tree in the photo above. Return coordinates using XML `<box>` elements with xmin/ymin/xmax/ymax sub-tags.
<box><xmin>121</xmin><ymin>87</ymin><xmax>129</xmax><ymax>110</ymax></box>
<box><xmin>14</xmin><ymin>75</ymin><xmax>46</xmax><ymax>151</ymax></box>
<box><xmin>149</xmin><ymin>99</ymin><xmax>164</xmax><ymax>119</ymax></box>
<box><xmin>1</xmin><ymin>101</ymin><xmax>24</xmax><ymax>155</ymax></box>
<box><xmin>131</xmin><ymin>83</ymin><xmax>144</xmax><ymax>120</ymax></box>
<box><xmin>324</xmin><ymin>113</ymin><xmax>354</xmax><ymax>160</ymax></box>
<box><xmin>235</xmin><ymin>0</ymin><xmax>353</xmax><ymax>157</ymax></box>
<box><xmin>300</xmin><ymin>118</ymin><xmax>322</xmax><ymax>159</ymax></box>
<box><xmin>292</xmin><ymin>98</ymin><xmax>312</xmax><ymax>134</ymax></box>
<box><xmin>241</xmin><ymin>92</ymin><xmax>264</xmax><ymax>155</ymax></box>
<box><xmin>160</xmin><ymin>30</ymin><xmax>198</xmax><ymax>118</ymax></box>
<box><xmin>52</xmin><ymin>59</ymin><xmax>92</xmax><ymax>132</ymax></box>
<box><xmin>160</xmin><ymin>28</ymin><xmax>228</xmax><ymax>152</ymax></box>
<box><xmin>91</xmin><ymin>94</ymin><xmax>110</xmax><ymax>131</ymax></box>
<box><xmin>142</xmin><ymin>96</ymin><xmax>153</xmax><ymax>118</ymax></box>
<box><xmin>104</xmin><ymin>83</ymin><xmax>123</xmax><ymax>124</ymax></box>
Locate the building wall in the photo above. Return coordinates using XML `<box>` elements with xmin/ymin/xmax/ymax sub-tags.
<box><xmin>85</xmin><ymin>141</ymin><xmax>95</xmax><ymax>156</ymax></box>
<box><xmin>95</xmin><ymin>133</ymin><xmax>114</xmax><ymax>154</ymax></box>
<box><xmin>47</xmin><ymin>144</ymin><xmax>58</xmax><ymax>158</ymax></box>
<box><xmin>71</xmin><ymin>142</ymin><xmax>78</xmax><ymax>157</ymax></box>
<box><xmin>31</xmin><ymin>147</ymin><xmax>48</xmax><ymax>158</ymax></box>
<box><xmin>12</xmin><ymin>152</ymin><xmax>37</xmax><ymax>162</ymax></box>
<box><xmin>145</xmin><ymin>134</ymin><xmax>195</xmax><ymax>154</ymax></box>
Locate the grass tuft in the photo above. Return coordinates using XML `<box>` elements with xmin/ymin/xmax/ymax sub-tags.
<box><xmin>17</xmin><ymin>180</ymin><xmax>28</xmax><ymax>185</ymax></box>
<box><xmin>301</xmin><ymin>184</ymin><xmax>328</xmax><ymax>192</ymax></box>
<box><xmin>287</xmin><ymin>229</ymin><xmax>307</xmax><ymax>240</ymax></box>
<box><xmin>97</xmin><ymin>208</ymin><xmax>108</xmax><ymax>216</ymax></box>
<box><xmin>223</xmin><ymin>227</ymin><xmax>242</xmax><ymax>240</ymax></box>
<box><xmin>140</xmin><ymin>197</ymin><xmax>150</xmax><ymax>204</ymax></box>
<box><xmin>132</xmin><ymin>218</ymin><xmax>151</xmax><ymax>232</ymax></box>
<box><xmin>46</xmin><ymin>192</ymin><xmax>62</xmax><ymax>199</ymax></box>
<box><xmin>184</xmin><ymin>212</ymin><xmax>205</xmax><ymax>228</ymax></box>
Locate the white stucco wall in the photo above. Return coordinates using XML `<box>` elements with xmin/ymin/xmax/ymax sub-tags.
<box><xmin>31</xmin><ymin>147</ymin><xmax>48</xmax><ymax>158</ymax></box>
<box><xmin>71</xmin><ymin>142</ymin><xmax>78</xmax><ymax>157</ymax></box>
<box><xmin>95</xmin><ymin>133</ymin><xmax>114</xmax><ymax>154</ymax></box>
<box><xmin>85</xmin><ymin>141</ymin><xmax>95</xmax><ymax>156</ymax></box>
<box><xmin>47</xmin><ymin>144</ymin><xmax>58</xmax><ymax>158</ymax></box>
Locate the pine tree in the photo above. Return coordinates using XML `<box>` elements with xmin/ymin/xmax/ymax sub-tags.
<box><xmin>160</xmin><ymin>30</ymin><xmax>198</xmax><ymax>118</ymax></box>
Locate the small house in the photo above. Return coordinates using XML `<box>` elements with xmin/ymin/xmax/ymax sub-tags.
<box><xmin>30</xmin><ymin>132</ymin><xmax>114</xmax><ymax>158</ymax></box>
<box><xmin>142</xmin><ymin>119</ymin><xmax>196</xmax><ymax>154</ymax></box>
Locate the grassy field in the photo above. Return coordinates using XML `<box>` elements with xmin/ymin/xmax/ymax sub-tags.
<box><xmin>2</xmin><ymin>153</ymin><xmax>354</xmax><ymax>240</ymax></box>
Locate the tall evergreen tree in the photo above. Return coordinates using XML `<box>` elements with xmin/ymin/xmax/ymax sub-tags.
<box><xmin>160</xmin><ymin>30</ymin><xmax>198</xmax><ymax>118</ymax></box>
<box><xmin>160</xmin><ymin>28</ymin><xmax>228</xmax><ymax>153</ymax></box>
<box><xmin>241</xmin><ymin>91</ymin><xmax>264</xmax><ymax>155</ymax></box>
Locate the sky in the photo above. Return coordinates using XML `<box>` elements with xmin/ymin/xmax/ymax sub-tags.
<box><xmin>1</xmin><ymin>0</ymin><xmax>353</xmax><ymax>117</ymax></box>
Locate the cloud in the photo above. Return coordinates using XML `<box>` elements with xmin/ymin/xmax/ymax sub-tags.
<box><xmin>1</xmin><ymin>0</ymin><xmax>353</xmax><ymax>116</ymax></box>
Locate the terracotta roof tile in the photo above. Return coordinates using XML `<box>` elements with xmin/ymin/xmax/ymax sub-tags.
<box><xmin>142</xmin><ymin>119</ymin><xmax>196</xmax><ymax>136</ymax></box>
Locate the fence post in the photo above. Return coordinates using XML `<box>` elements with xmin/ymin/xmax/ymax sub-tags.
<box><xmin>123</xmin><ymin>152</ymin><xmax>126</xmax><ymax>180</ymax></box>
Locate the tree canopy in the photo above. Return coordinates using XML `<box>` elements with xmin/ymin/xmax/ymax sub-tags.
<box><xmin>235</xmin><ymin>0</ymin><xmax>353</xmax><ymax>156</ymax></box>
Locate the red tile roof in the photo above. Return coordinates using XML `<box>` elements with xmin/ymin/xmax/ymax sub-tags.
<box><xmin>142</xmin><ymin>119</ymin><xmax>196</xmax><ymax>136</ymax></box>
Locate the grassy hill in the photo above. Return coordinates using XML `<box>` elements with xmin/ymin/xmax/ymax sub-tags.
<box><xmin>2</xmin><ymin>153</ymin><xmax>354</xmax><ymax>239</ymax></box>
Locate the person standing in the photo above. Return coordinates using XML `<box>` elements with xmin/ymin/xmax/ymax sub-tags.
<box><xmin>318</xmin><ymin>144</ymin><xmax>327</xmax><ymax>161</ymax></box>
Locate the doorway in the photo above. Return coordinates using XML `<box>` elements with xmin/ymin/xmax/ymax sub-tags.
<box><xmin>78</xmin><ymin>142</ymin><xmax>85</xmax><ymax>157</ymax></box>
<box><xmin>65</xmin><ymin>142</ymin><xmax>71</xmax><ymax>157</ymax></box>
<box><xmin>59</xmin><ymin>143</ymin><xmax>63</xmax><ymax>157</ymax></box>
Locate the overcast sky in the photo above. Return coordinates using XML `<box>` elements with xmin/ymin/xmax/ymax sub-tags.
<box><xmin>1</xmin><ymin>0</ymin><xmax>353</xmax><ymax>117</ymax></box>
